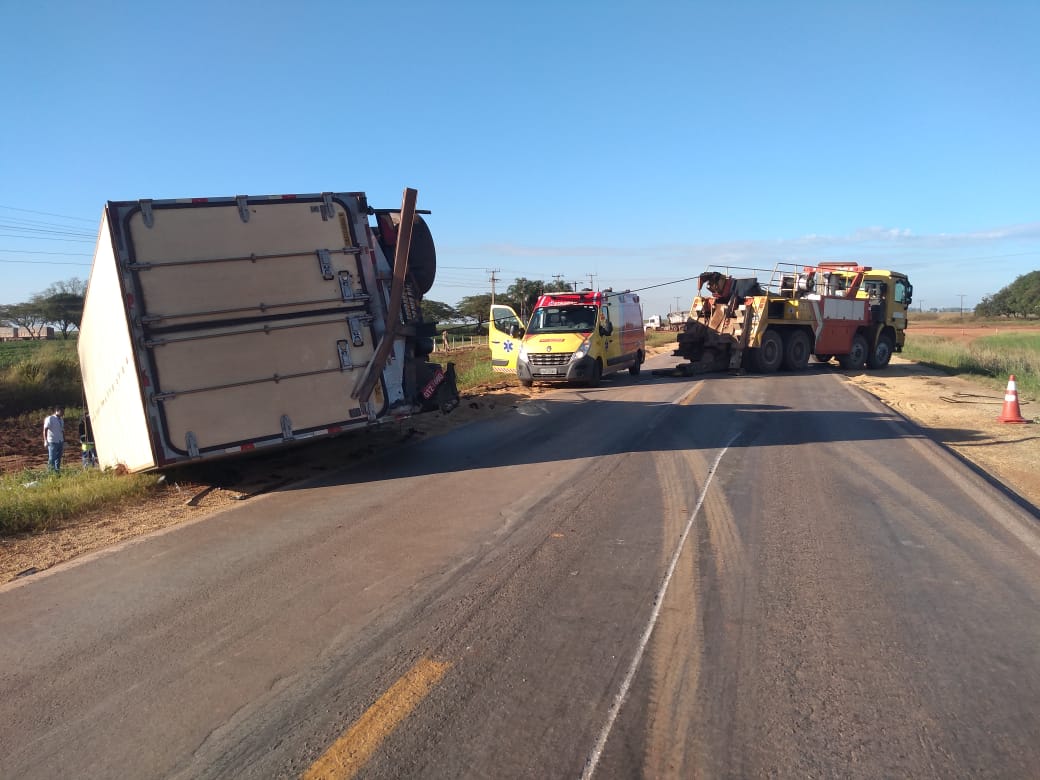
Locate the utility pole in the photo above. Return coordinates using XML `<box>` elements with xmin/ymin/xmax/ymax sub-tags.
<box><xmin>487</xmin><ymin>268</ymin><xmax>500</xmax><ymax>306</ymax></box>
<box><xmin>674</xmin><ymin>296</ymin><xmax>681</xmax><ymax>314</ymax></box>
<box><xmin>551</xmin><ymin>273</ymin><xmax>564</xmax><ymax>291</ymax></box>
<box><xmin>959</xmin><ymin>294</ymin><xmax>965</xmax><ymax>321</ymax></box>
<box><xmin>586</xmin><ymin>273</ymin><xmax>597</xmax><ymax>291</ymax></box>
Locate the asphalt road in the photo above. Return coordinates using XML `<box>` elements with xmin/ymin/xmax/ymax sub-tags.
<box><xmin>3</xmin><ymin>353</ymin><xmax>1040</xmax><ymax>779</ymax></box>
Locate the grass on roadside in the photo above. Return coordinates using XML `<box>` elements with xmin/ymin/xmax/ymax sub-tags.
<box><xmin>902</xmin><ymin>332</ymin><xmax>1040</xmax><ymax>398</ymax></box>
<box><xmin>0</xmin><ymin>467</ymin><xmax>161</xmax><ymax>536</ymax></box>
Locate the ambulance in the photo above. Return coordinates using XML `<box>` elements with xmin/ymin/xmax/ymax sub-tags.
<box><xmin>489</xmin><ymin>290</ymin><xmax>646</xmax><ymax>387</ymax></box>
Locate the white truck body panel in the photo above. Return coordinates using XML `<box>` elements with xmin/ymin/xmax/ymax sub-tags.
<box><xmin>78</xmin><ymin>211</ymin><xmax>155</xmax><ymax>472</ymax></box>
<box><xmin>79</xmin><ymin>192</ymin><xmax>419</xmax><ymax>472</ymax></box>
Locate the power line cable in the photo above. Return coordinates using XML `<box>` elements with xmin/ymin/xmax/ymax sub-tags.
<box><xmin>0</xmin><ymin>234</ymin><xmax>93</xmax><ymax>242</ymax></box>
<box><xmin>0</xmin><ymin>204</ymin><xmax>94</xmax><ymax>222</ymax></box>
<box><xmin>0</xmin><ymin>258</ymin><xmax>92</xmax><ymax>266</ymax></box>
<box><xmin>0</xmin><ymin>249</ymin><xmax>92</xmax><ymax>256</ymax></box>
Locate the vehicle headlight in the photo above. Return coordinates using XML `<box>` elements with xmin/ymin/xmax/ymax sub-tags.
<box><xmin>571</xmin><ymin>338</ymin><xmax>591</xmax><ymax>361</ymax></box>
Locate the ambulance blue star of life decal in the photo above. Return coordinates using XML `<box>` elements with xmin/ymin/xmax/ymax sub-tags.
<box><xmin>504</xmin><ymin>340</ymin><xmax>514</xmax><ymax>352</ymax></box>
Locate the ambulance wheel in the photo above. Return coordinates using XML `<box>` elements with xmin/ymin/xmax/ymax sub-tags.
<box><xmin>838</xmin><ymin>334</ymin><xmax>869</xmax><ymax>370</ymax></box>
<box><xmin>781</xmin><ymin>330</ymin><xmax>811</xmax><ymax>371</ymax></box>
<box><xmin>629</xmin><ymin>350</ymin><xmax>644</xmax><ymax>376</ymax></box>
<box><xmin>868</xmin><ymin>335</ymin><xmax>894</xmax><ymax>369</ymax></box>
<box><xmin>520</xmin><ymin>378</ymin><xmax>533</xmax><ymax>388</ymax></box>
<box><xmin>587</xmin><ymin>360</ymin><xmax>602</xmax><ymax>387</ymax></box>
<box><xmin>750</xmin><ymin>329</ymin><xmax>783</xmax><ymax>373</ymax></box>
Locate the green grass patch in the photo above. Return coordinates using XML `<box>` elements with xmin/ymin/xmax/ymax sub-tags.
<box><xmin>0</xmin><ymin>341</ymin><xmax>83</xmax><ymax>416</ymax></box>
<box><xmin>902</xmin><ymin>334</ymin><xmax>1040</xmax><ymax>398</ymax></box>
<box><xmin>0</xmin><ymin>467</ymin><xmax>160</xmax><ymax>536</ymax></box>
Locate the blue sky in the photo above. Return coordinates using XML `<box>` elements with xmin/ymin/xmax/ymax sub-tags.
<box><xmin>2</xmin><ymin>1</ymin><xmax>1037</xmax><ymax>318</ymax></box>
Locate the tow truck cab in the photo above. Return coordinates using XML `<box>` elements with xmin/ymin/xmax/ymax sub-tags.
<box><xmin>489</xmin><ymin>290</ymin><xmax>645</xmax><ymax>387</ymax></box>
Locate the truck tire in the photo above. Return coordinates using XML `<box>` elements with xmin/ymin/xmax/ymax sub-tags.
<box><xmin>781</xmin><ymin>329</ymin><xmax>811</xmax><ymax>371</ymax></box>
<box><xmin>838</xmin><ymin>334</ymin><xmax>869</xmax><ymax>370</ymax></box>
<box><xmin>749</xmin><ymin>329</ymin><xmax>783</xmax><ymax>373</ymax></box>
<box><xmin>868</xmin><ymin>335</ymin><xmax>894</xmax><ymax>369</ymax></box>
<box><xmin>390</xmin><ymin>214</ymin><xmax>437</xmax><ymax>294</ymax></box>
<box><xmin>629</xmin><ymin>350</ymin><xmax>644</xmax><ymax>376</ymax></box>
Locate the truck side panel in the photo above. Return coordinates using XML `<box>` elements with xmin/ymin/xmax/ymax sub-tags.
<box><xmin>78</xmin><ymin>212</ymin><xmax>156</xmax><ymax>471</ymax></box>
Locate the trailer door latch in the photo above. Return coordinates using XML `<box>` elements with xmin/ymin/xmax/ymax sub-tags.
<box><xmin>280</xmin><ymin>415</ymin><xmax>294</xmax><ymax>441</ymax></box>
<box><xmin>316</xmin><ymin>249</ymin><xmax>334</xmax><ymax>280</ymax></box>
<box><xmin>186</xmin><ymin>431</ymin><xmax>199</xmax><ymax>458</ymax></box>
<box><xmin>337</xmin><ymin>339</ymin><xmax>353</xmax><ymax>369</ymax></box>
<box><xmin>236</xmin><ymin>195</ymin><xmax>250</xmax><ymax>223</ymax></box>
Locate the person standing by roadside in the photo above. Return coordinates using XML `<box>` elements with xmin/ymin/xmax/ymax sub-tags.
<box><xmin>43</xmin><ymin>406</ymin><xmax>65</xmax><ymax>472</ymax></box>
<box><xmin>79</xmin><ymin>412</ymin><xmax>98</xmax><ymax>468</ymax></box>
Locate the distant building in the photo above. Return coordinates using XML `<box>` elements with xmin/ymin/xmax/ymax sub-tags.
<box><xmin>0</xmin><ymin>325</ymin><xmax>56</xmax><ymax>340</ymax></box>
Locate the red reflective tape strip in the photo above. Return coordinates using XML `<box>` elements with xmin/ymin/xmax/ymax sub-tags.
<box><xmin>191</xmin><ymin>198</ymin><xmax>208</xmax><ymax>203</ymax></box>
<box><xmin>241</xmin><ymin>443</ymin><xmax>255</xmax><ymax>451</ymax></box>
<box><xmin>328</xmin><ymin>425</ymin><xmax>342</xmax><ymax>434</ymax></box>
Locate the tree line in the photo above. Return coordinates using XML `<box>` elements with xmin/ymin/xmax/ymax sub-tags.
<box><xmin>0</xmin><ymin>278</ymin><xmax>86</xmax><ymax>339</ymax></box>
<box><xmin>420</xmin><ymin>277</ymin><xmax>574</xmax><ymax>330</ymax></box>
<box><xmin>974</xmin><ymin>271</ymin><xmax>1040</xmax><ymax>318</ymax></box>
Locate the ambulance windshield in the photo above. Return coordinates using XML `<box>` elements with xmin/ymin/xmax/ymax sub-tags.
<box><xmin>526</xmin><ymin>305</ymin><xmax>598</xmax><ymax>335</ymax></box>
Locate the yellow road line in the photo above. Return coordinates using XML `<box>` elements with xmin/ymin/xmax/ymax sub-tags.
<box><xmin>676</xmin><ymin>382</ymin><xmax>705</xmax><ymax>406</ymax></box>
<box><xmin>302</xmin><ymin>657</ymin><xmax>451</xmax><ymax>780</ymax></box>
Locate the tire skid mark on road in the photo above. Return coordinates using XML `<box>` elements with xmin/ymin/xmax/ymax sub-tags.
<box><xmin>642</xmin><ymin>450</ymin><xmax>703</xmax><ymax>777</ymax></box>
<box><xmin>582</xmin><ymin>433</ymin><xmax>739</xmax><ymax>780</ymax></box>
<box><xmin>301</xmin><ymin>657</ymin><xmax>451</xmax><ymax>780</ymax></box>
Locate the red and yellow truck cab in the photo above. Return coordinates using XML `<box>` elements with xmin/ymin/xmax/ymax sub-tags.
<box><xmin>489</xmin><ymin>290</ymin><xmax>646</xmax><ymax>387</ymax></box>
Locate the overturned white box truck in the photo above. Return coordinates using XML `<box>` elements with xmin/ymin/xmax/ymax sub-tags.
<box><xmin>78</xmin><ymin>188</ymin><xmax>458</xmax><ymax>472</ymax></box>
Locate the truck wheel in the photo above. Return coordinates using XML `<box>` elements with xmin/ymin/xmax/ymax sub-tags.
<box><xmin>781</xmin><ymin>330</ymin><xmax>811</xmax><ymax>371</ymax></box>
<box><xmin>868</xmin><ymin>335</ymin><xmax>894</xmax><ymax>369</ymax></box>
<box><xmin>391</xmin><ymin>214</ymin><xmax>437</xmax><ymax>294</ymax></box>
<box><xmin>750</xmin><ymin>329</ymin><xmax>783</xmax><ymax>373</ymax></box>
<box><xmin>629</xmin><ymin>350</ymin><xmax>644</xmax><ymax>376</ymax></box>
<box><xmin>838</xmin><ymin>334</ymin><xmax>869</xmax><ymax>370</ymax></box>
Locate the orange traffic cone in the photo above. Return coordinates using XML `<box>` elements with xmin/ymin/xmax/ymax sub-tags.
<box><xmin>998</xmin><ymin>375</ymin><xmax>1027</xmax><ymax>423</ymax></box>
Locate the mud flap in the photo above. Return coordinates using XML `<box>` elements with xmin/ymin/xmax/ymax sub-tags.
<box><xmin>418</xmin><ymin>361</ymin><xmax>459</xmax><ymax>413</ymax></box>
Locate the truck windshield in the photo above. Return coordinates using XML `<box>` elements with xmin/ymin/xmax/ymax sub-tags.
<box><xmin>526</xmin><ymin>305</ymin><xmax>598</xmax><ymax>334</ymax></box>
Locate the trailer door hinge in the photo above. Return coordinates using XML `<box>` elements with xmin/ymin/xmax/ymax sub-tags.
<box><xmin>280</xmin><ymin>414</ymin><xmax>294</xmax><ymax>440</ymax></box>
<box><xmin>348</xmin><ymin>317</ymin><xmax>365</xmax><ymax>346</ymax></box>
<box><xmin>320</xmin><ymin>192</ymin><xmax>335</xmax><ymax>221</ymax></box>
<box><xmin>338</xmin><ymin>270</ymin><xmax>356</xmax><ymax>300</ymax></box>
<box><xmin>337</xmin><ymin>339</ymin><xmax>353</xmax><ymax>369</ymax></box>
<box><xmin>186</xmin><ymin>431</ymin><xmax>199</xmax><ymax>458</ymax></box>
<box><xmin>236</xmin><ymin>195</ymin><xmax>250</xmax><ymax>223</ymax></box>
<box><xmin>317</xmin><ymin>249</ymin><xmax>334</xmax><ymax>280</ymax></box>
<box><xmin>140</xmin><ymin>199</ymin><xmax>154</xmax><ymax>228</ymax></box>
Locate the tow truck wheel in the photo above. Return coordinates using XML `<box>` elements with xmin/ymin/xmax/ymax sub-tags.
<box><xmin>629</xmin><ymin>350</ymin><xmax>644</xmax><ymax>376</ymax></box>
<box><xmin>838</xmin><ymin>334</ymin><xmax>869</xmax><ymax>370</ymax></box>
<box><xmin>781</xmin><ymin>330</ymin><xmax>811</xmax><ymax>371</ymax></box>
<box><xmin>750</xmin><ymin>329</ymin><xmax>783</xmax><ymax>373</ymax></box>
<box><xmin>868</xmin><ymin>335</ymin><xmax>894</xmax><ymax>369</ymax></box>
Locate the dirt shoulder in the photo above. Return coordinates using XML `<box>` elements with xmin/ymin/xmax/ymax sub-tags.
<box><xmin>3</xmin><ymin>348</ymin><xmax>1037</xmax><ymax>583</ymax></box>
<box><xmin>845</xmin><ymin>357</ymin><xmax>1039</xmax><ymax>511</ymax></box>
